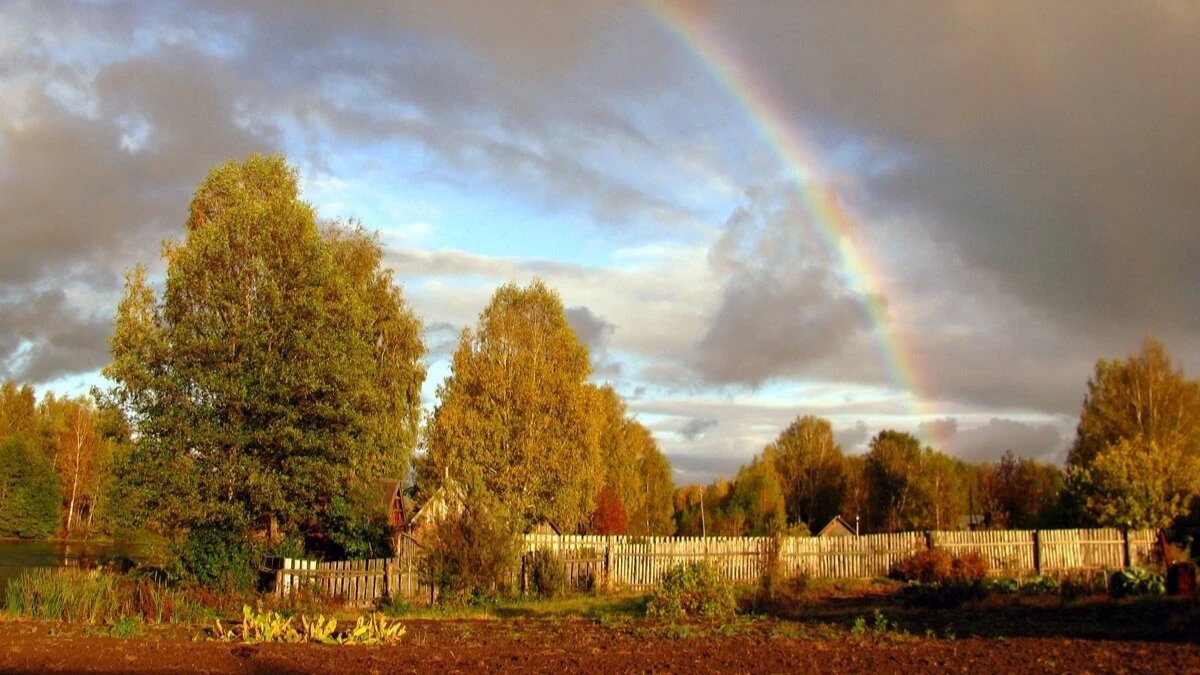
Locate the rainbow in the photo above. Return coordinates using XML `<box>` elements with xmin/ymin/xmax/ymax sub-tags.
<box><xmin>647</xmin><ymin>0</ymin><xmax>937</xmax><ymax>430</ymax></box>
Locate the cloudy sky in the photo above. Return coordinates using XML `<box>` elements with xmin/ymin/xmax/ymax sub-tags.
<box><xmin>2</xmin><ymin>1</ymin><xmax>1198</xmax><ymax>484</ymax></box>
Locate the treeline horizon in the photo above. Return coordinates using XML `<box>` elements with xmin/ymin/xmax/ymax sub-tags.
<box><xmin>1</xmin><ymin>156</ymin><xmax>1197</xmax><ymax>589</ymax></box>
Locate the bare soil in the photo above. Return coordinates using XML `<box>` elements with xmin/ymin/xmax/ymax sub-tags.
<box><xmin>1</xmin><ymin>617</ymin><xmax>1198</xmax><ymax>674</ymax></box>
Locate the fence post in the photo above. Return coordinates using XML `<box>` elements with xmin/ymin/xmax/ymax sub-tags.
<box><xmin>924</xmin><ymin>531</ymin><xmax>934</xmax><ymax>552</ymax></box>
<box><xmin>383</xmin><ymin>558</ymin><xmax>391</xmax><ymax>600</ymax></box>
<box><xmin>604</xmin><ymin>536</ymin><xmax>613</xmax><ymax>591</ymax></box>
<box><xmin>1033</xmin><ymin>530</ymin><xmax>1041</xmax><ymax>575</ymax></box>
<box><xmin>1122</xmin><ymin>529</ymin><xmax>1131</xmax><ymax>569</ymax></box>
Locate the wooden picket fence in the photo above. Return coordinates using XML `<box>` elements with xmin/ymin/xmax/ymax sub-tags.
<box><xmin>273</xmin><ymin>536</ymin><xmax>424</xmax><ymax>606</ymax></box>
<box><xmin>523</xmin><ymin>528</ymin><xmax>1161</xmax><ymax>590</ymax></box>
<box><xmin>275</xmin><ymin>527</ymin><xmax>1161</xmax><ymax>603</ymax></box>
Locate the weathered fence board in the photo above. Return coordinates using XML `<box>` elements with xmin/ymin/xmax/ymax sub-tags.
<box><xmin>930</xmin><ymin>530</ymin><xmax>1036</xmax><ymax>575</ymax></box>
<box><xmin>781</xmin><ymin>532</ymin><xmax>927</xmax><ymax>580</ymax></box>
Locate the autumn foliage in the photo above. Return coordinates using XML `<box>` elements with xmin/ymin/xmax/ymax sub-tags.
<box><xmin>592</xmin><ymin>487</ymin><xmax>628</xmax><ymax>535</ymax></box>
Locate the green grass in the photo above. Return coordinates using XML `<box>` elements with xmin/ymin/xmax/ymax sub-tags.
<box><xmin>493</xmin><ymin>593</ymin><xmax>645</xmax><ymax>619</ymax></box>
<box><xmin>378</xmin><ymin>592</ymin><xmax>646</xmax><ymax>621</ymax></box>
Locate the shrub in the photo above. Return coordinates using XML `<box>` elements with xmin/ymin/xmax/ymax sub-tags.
<box><xmin>214</xmin><ymin>605</ymin><xmax>405</xmax><ymax>645</ymax></box>
<box><xmin>1110</xmin><ymin>567</ymin><xmax>1165</xmax><ymax>598</ymax></box>
<box><xmin>889</xmin><ymin>549</ymin><xmax>953</xmax><ymax>584</ymax></box>
<box><xmin>754</xmin><ymin>553</ymin><xmax>810</xmax><ymax>613</ymax></box>
<box><xmin>1058</xmin><ymin>570</ymin><xmax>1100</xmax><ymax>601</ymax></box>
<box><xmin>646</xmin><ymin>560</ymin><xmax>736</xmax><ymax>620</ymax></box>
<box><xmin>951</xmin><ymin>552</ymin><xmax>988</xmax><ymax>583</ymax></box>
<box><xmin>890</xmin><ymin>549</ymin><xmax>989</xmax><ymax>585</ymax></box>
<box><xmin>526</xmin><ymin>549</ymin><xmax>568</xmax><ymax>598</ymax></box>
<box><xmin>892</xmin><ymin>549</ymin><xmax>990</xmax><ymax>609</ymax></box>
<box><xmin>174</xmin><ymin>526</ymin><xmax>258</xmax><ymax>592</ymax></box>
<box><xmin>986</xmin><ymin>577</ymin><xmax>1019</xmax><ymax>595</ymax></box>
<box><xmin>418</xmin><ymin>504</ymin><xmax>521</xmax><ymax>605</ymax></box>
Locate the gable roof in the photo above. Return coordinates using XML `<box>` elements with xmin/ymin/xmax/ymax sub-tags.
<box><xmin>817</xmin><ymin>515</ymin><xmax>857</xmax><ymax>537</ymax></box>
<box><xmin>410</xmin><ymin>475</ymin><xmax>468</xmax><ymax>526</ymax></box>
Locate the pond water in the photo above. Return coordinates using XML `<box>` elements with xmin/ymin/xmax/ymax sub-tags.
<box><xmin>0</xmin><ymin>540</ymin><xmax>152</xmax><ymax>594</ymax></box>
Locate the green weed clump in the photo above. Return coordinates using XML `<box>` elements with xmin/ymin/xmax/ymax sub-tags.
<box><xmin>645</xmin><ymin>560</ymin><xmax>736</xmax><ymax>620</ymax></box>
<box><xmin>1110</xmin><ymin>568</ymin><xmax>1165</xmax><ymax>598</ymax></box>
<box><xmin>214</xmin><ymin>605</ymin><xmax>405</xmax><ymax>645</ymax></box>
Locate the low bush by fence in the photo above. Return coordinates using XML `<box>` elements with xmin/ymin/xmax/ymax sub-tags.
<box><xmin>273</xmin><ymin>527</ymin><xmax>1160</xmax><ymax>604</ymax></box>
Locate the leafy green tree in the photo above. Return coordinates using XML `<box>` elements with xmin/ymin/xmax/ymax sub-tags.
<box><xmin>862</xmin><ymin>430</ymin><xmax>966</xmax><ymax>532</ymax></box>
<box><xmin>421</xmin><ymin>280</ymin><xmax>602</xmax><ymax>532</ymax></box>
<box><xmin>590</xmin><ymin>385</ymin><xmax>676</xmax><ymax>535</ymax></box>
<box><xmin>982</xmin><ymin>451</ymin><xmax>1064</xmax><ymax>529</ymax></box>
<box><xmin>1069</xmin><ymin>336</ymin><xmax>1199</xmax><ymax>467</ymax></box>
<box><xmin>633</xmin><ymin>435</ymin><xmax>677</xmax><ymax>535</ymax></box>
<box><xmin>1066</xmin><ymin>338</ymin><xmax>1200</xmax><ymax>529</ymax></box>
<box><xmin>591</xmin><ymin>385</ymin><xmax>644</xmax><ymax>529</ymax></box>
<box><xmin>103</xmin><ymin>156</ymin><xmax>425</xmax><ymax>558</ymax></box>
<box><xmin>0</xmin><ymin>381</ymin><xmax>37</xmax><ymax>442</ymax></box>
<box><xmin>729</xmin><ymin>457</ymin><xmax>788</xmax><ymax>535</ymax></box>
<box><xmin>839</xmin><ymin>454</ymin><xmax>869</xmax><ymax>529</ymax></box>
<box><xmin>918</xmin><ymin>450</ymin><xmax>968</xmax><ymax>531</ymax></box>
<box><xmin>863</xmin><ymin>430</ymin><xmax>926</xmax><ymax>532</ymax></box>
<box><xmin>1067</xmin><ymin>437</ymin><xmax>1199</xmax><ymax>529</ymax></box>
<box><xmin>0</xmin><ymin>437</ymin><xmax>62</xmax><ymax>538</ymax></box>
<box><xmin>37</xmin><ymin>395</ymin><xmax>102</xmax><ymax>534</ymax></box>
<box><xmin>764</xmin><ymin>415</ymin><xmax>845</xmax><ymax>531</ymax></box>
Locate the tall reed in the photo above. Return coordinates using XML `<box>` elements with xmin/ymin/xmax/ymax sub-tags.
<box><xmin>5</xmin><ymin>567</ymin><xmax>212</xmax><ymax>624</ymax></box>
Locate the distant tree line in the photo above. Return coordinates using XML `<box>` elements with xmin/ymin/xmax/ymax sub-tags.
<box><xmin>0</xmin><ymin>382</ymin><xmax>130</xmax><ymax>539</ymax></box>
<box><xmin>672</xmin><ymin>337</ymin><xmax>1200</xmax><ymax>537</ymax></box>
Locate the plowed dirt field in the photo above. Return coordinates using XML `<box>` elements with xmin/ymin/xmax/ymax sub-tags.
<box><xmin>2</xmin><ymin>618</ymin><xmax>1197</xmax><ymax>674</ymax></box>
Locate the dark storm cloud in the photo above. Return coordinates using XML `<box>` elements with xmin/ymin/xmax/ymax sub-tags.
<box><xmin>0</xmin><ymin>290</ymin><xmax>113</xmax><ymax>383</ymax></box>
<box><xmin>694</xmin><ymin>190</ymin><xmax>869</xmax><ymax>385</ymax></box>
<box><xmin>423</xmin><ymin>322</ymin><xmax>462</xmax><ymax>360</ymax></box>
<box><xmin>666</xmin><ymin>450</ymin><xmax>745</xmax><ymax>486</ymax></box>
<box><xmin>834</xmin><ymin>421</ymin><xmax>869</xmax><ymax>452</ymax></box>
<box><xmin>565</xmin><ymin>306</ymin><xmax>615</xmax><ymax>353</ymax></box>
<box><xmin>0</xmin><ymin>5</ymin><xmax>282</xmax><ymax>384</ymax></box>
<box><xmin>702</xmin><ymin>1</ymin><xmax>1200</xmax><ymax>334</ymax></box>
<box><xmin>918</xmin><ymin>417</ymin><xmax>1068</xmax><ymax>465</ymax></box>
<box><xmin>678</xmin><ymin>416</ymin><xmax>718</xmax><ymax>440</ymax></box>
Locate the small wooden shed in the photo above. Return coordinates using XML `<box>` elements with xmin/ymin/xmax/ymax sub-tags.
<box><xmin>817</xmin><ymin>515</ymin><xmax>858</xmax><ymax>537</ymax></box>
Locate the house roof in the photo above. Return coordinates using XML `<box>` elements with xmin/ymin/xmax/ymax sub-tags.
<box><xmin>817</xmin><ymin>515</ymin><xmax>857</xmax><ymax>537</ymax></box>
<box><xmin>376</xmin><ymin>478</ymin><xmax>402</xmax><ymax>509</ymax></box>
<box><xmin>410</xmin><ymin>475</ymin><xmax>467</xmax><ymax>526</ymax></box>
